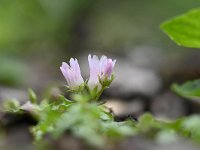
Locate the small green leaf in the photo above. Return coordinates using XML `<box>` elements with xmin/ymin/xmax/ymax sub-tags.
<box><xmin>182</xmin><ymin>115</ymin><xmax>200</xmax><ymax>141</ymax></box>
<box><xmin>172</xmin><ymin>79</ymin><xmax>200</xmax><ymax>100</ymax></box>
<box><xmin>161</xmin><ymin>8</ymin><xmax>200</xmax><ymax>48</ymax></box>
<box><xmin>28</xmin><ymin>88</ymin><xmax>37</xmax><ymax>104</ymax></box>
<box><xmin>138</xmin><ymin>113</ymin><xmax>154</xmax><ymax>129</ymax></box>
<box><xmin>58</xmin><ymin>95</ymin><xmax>75</xmax><ymax>105</ymax></box>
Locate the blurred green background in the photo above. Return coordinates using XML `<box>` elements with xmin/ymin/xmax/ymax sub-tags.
<box><xmin>0</xmin><ymin>0</ymin><xmax>199</xmax><ymax>90</ymax></box>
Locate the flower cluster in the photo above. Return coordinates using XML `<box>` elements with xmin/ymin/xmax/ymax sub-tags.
<box><xmin>60</xmin><ymin>54</ymin><xmax>116</xmax><ymax>99</ymax></box>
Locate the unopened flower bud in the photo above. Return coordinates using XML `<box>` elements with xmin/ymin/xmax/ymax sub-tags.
<box><xmin>60</xmin><ymin>58</ymin><xmax>84</xmax><ymax>91</ymax></box>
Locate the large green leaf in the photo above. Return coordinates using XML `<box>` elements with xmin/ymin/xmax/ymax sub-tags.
<box><xmin>172</xmin><ymin>79</ymin><xmax>200</xmax><ymax>100</ymax></box>
<box><xmin>161</xmin><ymin>8</ymin><xmax>200</xmax><ymax>48</ymax></box>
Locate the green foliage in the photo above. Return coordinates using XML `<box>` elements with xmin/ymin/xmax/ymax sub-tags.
<box><xmin>182</xmin><ymin>115</ymin><xmax>200</xmax><ymax>141</ymax></box>
<box><xmin>161</xmin><ymin>7</ymin><xmax>200</xmax><ymax>143</ymax></box>
<box><xmin>0</xmin><ymin>87</ymin><xmax>135</xmax><ymax>147</ymax></box>
<box><xmin>31</xmin><ymin>94</ymin><xmax>135</xmax><ymax>147</ymax></box>
<box><xmin>4</xmin><ymin>93</ymin><xmax>200</xmax><ymax>147</ymax></box>
<box><xmin>137</xmin><ymin>113</ymin><xmax>155</xmax><ymax>130</ymax></box>
<box><xmin>172</xmin><ymin>79</ymin><xmax>200</xmax><ymax>100</ymax></box>
<box><xmin>161</xmin><ymin>8</ymin><xmax>200</xmax><ymax>48</ymax></box>
<box><xmin>161</xmin><ymin>8</ymin><xmax>200</xmax><ymax>143</ymax></box>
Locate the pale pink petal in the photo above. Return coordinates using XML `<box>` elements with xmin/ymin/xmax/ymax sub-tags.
<box><xmin>61</xmin><ymin>62</ymin><xmax>70</xmax><ymax>70</ymax></box>
<box><xmin>103</xmin><ymin>59</ymin><xmax>113</xmax><ymax>77</ymax></box>
<box><xmin>88</xmin><ymin>54</ymin><xmax>101</xmax><ymax>91</ymax></box>
<box><xmin>100</xmin><ymin>55</ymin><xmax>107</xmax><ymax>67</ymax></box>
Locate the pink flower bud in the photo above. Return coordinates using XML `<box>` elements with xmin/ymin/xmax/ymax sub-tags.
<box><xmin>60</xmin><ymin>58</ymin><xmax>84</xmax><ymax>90</ymax></box>
<box><xmin>88</xmin><ymin>54</ymin><xmax>116</xmax><ymax>91</ymax></box>
<box><xmin>101</xmin><ymin>58</ymin><xmax>116</xmax><ymax>79</ymax></box>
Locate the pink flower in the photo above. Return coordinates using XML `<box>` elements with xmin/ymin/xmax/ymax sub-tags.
<box><xmin>100</xmin><ymin>56</ymin><xmax>116</xmax><ymax>80</ymax></box>
<box><xmin>87</xmin><ymin>54</ymin><xmax>116</xmax><ymax>91</ymax></box>
<box><xmin>60</xmin><ymin>58</ymin><xmax>84</xmax><ymax>90</ymax></box>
